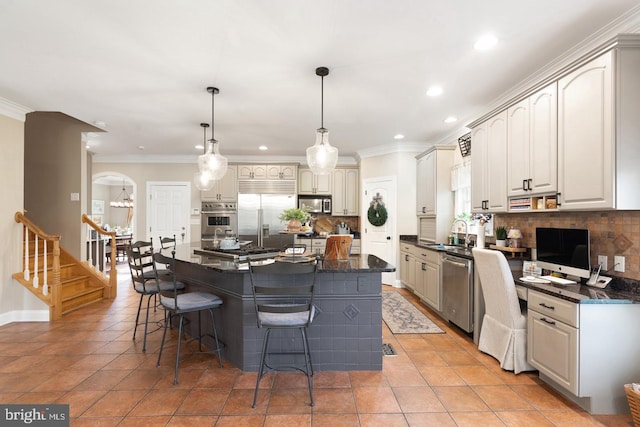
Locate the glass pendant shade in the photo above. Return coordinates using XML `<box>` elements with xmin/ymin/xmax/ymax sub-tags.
<box><xmin>197</xmin><ymin>140</ymin><xmax>228</xmax><ymax>181</ymax></box>
<box><xmin>193</xmin><ymin>169</ymin><xmax>215</xmax><ymax>191</ymax></box>
<box><xmin>307</xmin><ymin>128</ymin><xmax>338</xmax><ymax>175</ymax></box>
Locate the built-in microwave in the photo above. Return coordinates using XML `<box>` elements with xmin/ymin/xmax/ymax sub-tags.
<box><xmin>298</xmin><ymin>196</ymin><xmax>332</xmax><ymax>214</ymax></box>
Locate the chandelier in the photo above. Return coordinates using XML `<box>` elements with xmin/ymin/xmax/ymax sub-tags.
<box><xmin>110</xmin><ymin>180</ymin><xmax>134</xmax><ymax>208</ymax></box>
<box><xmin>306</xmin><ymin>66</ymin><xmax>338</xmax><ymax>175</ymax></box>
<box><xmin>194</xmin><ymin>86</ymin><xmax>228</xmax><ymax>191</ymax></box>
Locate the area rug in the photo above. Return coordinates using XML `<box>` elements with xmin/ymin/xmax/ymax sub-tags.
<box><xmin>382</xmin><ymin>291</ymin><xmax>444</xmax><ymax>334</ymax></box>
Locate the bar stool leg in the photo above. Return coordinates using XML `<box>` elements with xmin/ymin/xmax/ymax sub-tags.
<box><xmin>252</xmin><ymin>328</ymin><xmax>272</xmax><ymax>409</ymax></box>
<box><xmin>207</xmin><ymin>308</ymin><xmax>223</xmax><ymax>368</ymax></box>
<box><xmin>300</xmin><ymin>327</ymin><xmax>314</xmax><ymax>406</ymax></box>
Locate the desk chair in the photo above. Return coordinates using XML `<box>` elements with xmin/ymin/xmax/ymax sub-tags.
<box><xmin>127</xmin><ymin>241</ymin><xmax>184</xmax><ymax>352</ymax></box>
<box><xmin>248</xmin><ymin>260</ymin><xmax>318</xmax><ymax>408</ymax></box>
<box><xmin>472</xmin><ymin>248</ymin><xmax>535</xmax><ymax>374</ymax></box>
<box><xmin>155</xmin><ymin>250</ymin><xmax>224</xmax><ymax>384</ymax></box>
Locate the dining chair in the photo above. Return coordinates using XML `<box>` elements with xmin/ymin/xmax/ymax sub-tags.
<box><xmin>126</xmin><ymin>241</ymin><xmax>184</xmax><ymax>352</ymax></box>
<box><xmin>155</xmin><ymin>250</ymin><xmax>224</xmax><ymax>384</ymax></box>
<box><xmin>472</xmin><ymin>247</ymin><xmax>535</xmax><ymax>374</ymax></box>
<box><xmin>248</xmin><ymin>259</ymin><xmax>318</xmax><ymax>408</ymax></box>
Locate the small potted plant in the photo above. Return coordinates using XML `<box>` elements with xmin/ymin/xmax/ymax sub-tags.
<box><xmin>495</xmin><ymin>226</ymin><xmax>508</xmax><ymax>247</ymax></box>
<box><xmin>279</xmin><ymin>207</ymin><xmax>310</xmax><ymax>232</ymax></box>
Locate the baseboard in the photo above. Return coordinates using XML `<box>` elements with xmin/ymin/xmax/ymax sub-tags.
<box><xmin>0</xmin><ymin>310</ymin><xmax>49</xmax><ymax>326</ymax></box>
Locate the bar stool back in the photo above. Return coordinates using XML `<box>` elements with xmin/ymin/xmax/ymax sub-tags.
<box><xmin>248</xmin><ymin>259</ymin><xmax>318</xmax><ymax>408</ymax></box>
<box><xmin>155</xmin><ymin>250</ymin><xmax>224</xmax><ymax>384</ymax></box>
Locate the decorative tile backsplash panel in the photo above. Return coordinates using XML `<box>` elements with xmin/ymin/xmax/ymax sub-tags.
<box><xmin>494</xmin><ymin>211</ymin><xmax>640</xmax><ymax>280</ymax></box>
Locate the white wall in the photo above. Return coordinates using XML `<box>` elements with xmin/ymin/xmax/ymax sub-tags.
<box><xmin>0</xmin><ymin>105</ymin><xmax>48</xmax><ymax>325</ymax></box>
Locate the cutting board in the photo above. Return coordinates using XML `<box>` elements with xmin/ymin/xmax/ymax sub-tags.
<box><xmin>324</xmin><ymin>235</ymin><xmax>352</xmax><ymax>260</ymax></box>
<box><xmin>314</xmin><ymin>218</ymin><xmax>333</xmax><ymax>233</ymax></box>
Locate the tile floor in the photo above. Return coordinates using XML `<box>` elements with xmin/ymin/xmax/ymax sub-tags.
<box><xmin>0</xmin><ymin>264</ymin><xmax>633</xmax><ymax>426</ymax></box>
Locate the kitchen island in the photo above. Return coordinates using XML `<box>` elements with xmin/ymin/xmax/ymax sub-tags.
<box><xmin>165</xmin><ymin>242</ymin><xmax>395</xmax><ymax>372</ymax></box>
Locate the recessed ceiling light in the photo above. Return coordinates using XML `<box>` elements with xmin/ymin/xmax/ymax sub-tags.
<box><xmin>138</xmin><ymin>145</ymin><xmax>145</xmax><ymax>150</ymax></box>
<box><xmin>426</xmin><ymin>86</ymin><xmax>443</xmax><ymax>97</ymax></box>
<box><xmin>259</xmin><ymin>145</ymin><xmax>268</xmax><ymax>151</ymax></box>
<box><xmin>444</xmin><ymin>116</ymin><xmax>458</xmax><ymax>123</ymax></box>
<box><xmin>195</xmin><ymin>144</ymin><xmax>204</xmax><ymax>150</ymax></box>
<box><xmin>474</xmin><ymin>34</ymin><xmax>498</xmax><ymax>51</ymax></box>
<box><xmin>394</xmin><ymin>134</ymin><xmax>405</xmax><ymax>140</ymax></box>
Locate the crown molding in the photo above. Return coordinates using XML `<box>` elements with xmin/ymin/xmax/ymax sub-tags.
<box><xmin>0</xmin><ymin>97</ymin><xmax>32</xmax><ymax>122</ymax></box>
<box><xmin>467</xmin><ymin>5</ymin><xmax>640</xmax><ymax>128</ymax></box>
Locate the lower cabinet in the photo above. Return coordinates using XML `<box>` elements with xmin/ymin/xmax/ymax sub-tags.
<box><xmin>527</xmin><ymin>289</ymin><xmax>640</xmax><ymax>414</ymax></box>
<box><xmin>400</xmin><ymin>243</ymin><xmax>415</xmax><ymax>291</ymax></box>
<box><xmin>412</xmin><ymin>246</ymin><xmax>441</xmax><ymax>312</ymax></box>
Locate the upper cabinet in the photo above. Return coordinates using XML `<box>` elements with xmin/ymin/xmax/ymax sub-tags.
<box><xmin>507</xmin><ymin>83</ymin><xmax>557</xmax><ymax>197</ymax></box>
<box><xmin>238</xmin><ymin>164</ymin><xmax>267</xmax><ymax>180</ymax></box>
<box><xmin>332</xmin><ymin>168</ymin><xmax>359</xmax><ymax>216</ymax></box>
<box><xmin>416</xmin><ymin>145</ymin><xmax>455</xmax><ymax>217</ymax></box>
<box><xmin>266</xmin><ymin>164</ymin><xmax>297</xmax><ymax>180</ymax></box>
<box><xmin>471</xmin><ymin>111</ymin><xmax>508</xmax><ymax>212</ymax></box>
<box><xmin>201</xmin><ymin>165</ymin><xmax>238</xmax><ymax>201</ymax></box>
<box><xmin>298</xmin><ymin>168</ymin><xmax>332</xmax><ymax>195</ymax></box>
<box><xmin>238</xmin><ymin>164</ymin><xmax>297</xmax><ymax>180</ymax></box>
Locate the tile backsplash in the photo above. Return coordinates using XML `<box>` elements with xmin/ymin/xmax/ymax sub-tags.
<box><xmin>494</xmin><ymin>211</ymin><xmax>640</xmax><ymax>280</ymax></box>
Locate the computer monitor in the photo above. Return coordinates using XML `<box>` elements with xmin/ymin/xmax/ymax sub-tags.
<box><xmin>535</xmin><ymin>227</ymin><xmax>591</xmax><ymax>279</ymax></box>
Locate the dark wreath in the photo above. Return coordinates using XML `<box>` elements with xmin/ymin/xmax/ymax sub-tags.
<box><xmin>367</xmin><ymin>202</ymin><xmax>387</xmax><ymax>226</ymax></box>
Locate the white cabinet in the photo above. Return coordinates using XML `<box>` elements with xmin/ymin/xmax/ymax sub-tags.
<box><xmin>557</xmin><ymin>52</ymin><xmax>614</xmax><ymax>210</ymax></box>
<box><xmin>471</xmin><ymin>111</ymin><xmax>508</xmax><ymax>212</ymax></box>
<box><xmin>266</xmin><ymin>164</ymin><xmax>297</xmax><ymax>180</ymax></box>
<box><xmin>507</xmin><ymin>83</ymin><xmax>557</xmax><ymax>197</ymax></box>
<box><xmin>298</xmin><ymin>168</ymin><xmax>332</xmax><ymax>195</ymax></box>
<box><xmin>413</xmin><ymin>247</ymin><xmax>441</xmax><ymax>311</ymax></box>
<box><xmin>400</xmin><ymin>242</ymin><xmax>416</xmax><ymax>291</ymax></box>
<box><xmin>201</xmin><ymin>165</ymin><xmax>237</xmax><ymax>201</ymax></box>
<box><xmin>238</xmin><ymin>164</ymin><xmax>268</xmax><ymax>180</ymax></box>
<box><xmin>416</xmin><ymin>145</ymin><xmax>455</xmax><ymax>216</ymax></box>
<box><xmin>527</xmin><ymin>289</ymin><xmax>640</xmax><ymax>414</ymax></box>
<box><xmin>332</xmin><ymin>168</ymin><xmax>359</xmax><ymax>216</ymax></box>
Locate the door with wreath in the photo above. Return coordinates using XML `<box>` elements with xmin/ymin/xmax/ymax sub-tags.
<box><xmin>362</xmin><ymin>176</ymin><xmax>397</xmax><ymax>286</ymax></box>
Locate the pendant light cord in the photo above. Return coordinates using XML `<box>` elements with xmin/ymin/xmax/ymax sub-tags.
<box><xmin>320</xmin><ymin>74</ymin><xmax>324</xmax><ymax>129</ymax></box>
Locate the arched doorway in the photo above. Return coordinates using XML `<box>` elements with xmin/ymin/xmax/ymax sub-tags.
<box><xmin>92</xmin><ymin>172</ymin><xmax>136</xmax><ymax>239</ymax></box>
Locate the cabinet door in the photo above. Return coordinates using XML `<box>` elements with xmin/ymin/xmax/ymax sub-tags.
<box><xmin>471</xmin><ymin>124</ymin><xmax>487</xmax><ymax>211</ymax></box>
<box><xmin>528</xmin><ymin>309</ymin><xmax>579</xmax><ymax>394</ymax></box>
<box><xmin>266</xmin><ymin>165</ymin><xmax>282</xmax><ymax>179</ymax></box>
<box><xmin>507</xmin><ymin>98</ymin><xmax>530</xmax><ymax>197</ymax></box>
<box><xmin>486</xmin><ymin>111</ymin><xmax>508</xmax><ymax>212</ymax></box>
<box><xmin>315</xmin><ymin>173</ymin><xmax>332</xmax><ymax>194</ymax></box>
<box><xmin>400</xmin><ymin>251</ymin><xmax>414</xmax><ymax>290</ymax></box>
<box><xmin>237</xmin><ymin>165</ymin><xmax>254</xmax><ymax>179</ymax></box>
<box><xmin>279</xmin><ymin>165</ymin><xmax>297</xmax><ymax>180</ymax></box>
<box><xmin>416</xmin><ymin>152</ymin><xmax>436</xmax><ymax>215</ymax></box>
<box><xmin>218</xmin><ymin>165</ymin><xmax>237</xmax><ymax>201</ymax></box>
<box><xmin>529</xmin><ymin>83</ymin><xmax>557</xmax><ymax>194</ymax></box>
<box><xmin>414</xmin><ymin>260</ymin><xmax>426</xmax><ymax>299</ymax></box>
<box><xmin>558</xmin><ymin>52</ymin><xmax>613</xmax><ymax>210</ymax></box>
<box><xmin>343</xmin><ymin>168</ymin><xmax>359</xmax><ymax>216</ymax></box>
<box><xmin>298</xmin><ymin>169</ymin><xmax>316</xmax><ymax>194</ymax></box>
<box><xmin>424</xmin><ymin>262</ymin><xmax>440</xmax><ymax>311</ymax></box>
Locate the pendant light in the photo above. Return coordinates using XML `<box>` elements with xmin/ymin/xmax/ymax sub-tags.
<box><xmin>306</xmin><ymin>66</ymin><xmax>338</xmax><ymax>175</ymax></box>
<box><xmin>194</xmin><ymin>86</ymin><xmax>228</xmax><ymax>190</ymax></box>
<box><xmin>110</xmin><ymin>180</ymin><xmax>134</xmax><ymax>208</ymax></box>
<box><xmin>193</xmin><ymin>122</ymin><xmax>215</xmax><ymax>191</ymax></box>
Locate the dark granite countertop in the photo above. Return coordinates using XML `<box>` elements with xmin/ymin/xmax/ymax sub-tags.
<box><xmin>169</xmin><ymin>242</ymin><xmax>394</xmax><ymax>273</ymax></box>
<box><xmin>397</xmin><ymin>238</ymin><xmax>640</xmax><ymax>304</ymax></box>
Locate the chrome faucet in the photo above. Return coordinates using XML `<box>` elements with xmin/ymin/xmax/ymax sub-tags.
<box><xmin>214</xmin><ymin>227</ymin><xmax>224</xmax><ymax>240</ymax></box>
<box><xmin>451</xmin><ymin>219</ymin><xmax>469</xmax><ymax>246</ymax></box>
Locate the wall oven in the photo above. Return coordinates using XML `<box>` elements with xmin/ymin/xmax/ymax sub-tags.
<box><xmin>201</xmin><ymin>201</ymin><xmax>237</xmax><ymax>242</ymax></box>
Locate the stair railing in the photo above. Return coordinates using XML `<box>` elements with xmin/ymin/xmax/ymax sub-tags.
<box><xmin>81</xmin><ymin>214</ymin><xmax>117</xmax><ymax>299</ymax></box>
<box><xmin>14</xmin><ymin>211</ymin><xmax>61</xmax><ymax>318</ymax></box>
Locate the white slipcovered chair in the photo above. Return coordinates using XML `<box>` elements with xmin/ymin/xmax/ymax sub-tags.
<box><xmin>472</xmin><ymin>248</ymin><xmax>535</xmax><ymax>374</ymax></box>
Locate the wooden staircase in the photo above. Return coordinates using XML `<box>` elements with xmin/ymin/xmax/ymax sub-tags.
<box><xmin>13</xmin><ymin>212</ymin><xmax>117</xmax><ymax>320</ymax></box>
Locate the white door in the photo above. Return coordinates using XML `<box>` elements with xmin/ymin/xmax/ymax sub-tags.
<box><xmin>147</xmin><ymin>182</ymin><xmax>191</xmax><ymax>246</ymax></box>
<box><xmin>362</xmin><ymin>176</ymin><xmax>396</xmax><ymax>286</ymax></box>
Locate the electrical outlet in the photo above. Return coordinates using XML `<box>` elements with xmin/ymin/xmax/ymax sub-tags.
<box><xmin>614</xmin><ymin>255</ymin><xmax>625</xmax><ymax>272</ymax></box>
<box><xmin>597</xmin><ymin>255</ymin><xmax>608</xmax><ymax>271</ymax></box>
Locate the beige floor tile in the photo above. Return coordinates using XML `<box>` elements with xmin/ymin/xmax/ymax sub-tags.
<box><xmin>432</xmin><ymin>386</ymin><xmax>490</xmax><ymax>412</ymax></box>
<box><xmin>353</xmin><ymin>386</ymin><xmax>402</xmax><ymax>413</ymax></box>
<box><xmin>472</xmin><ymin>385</ymin><xmax>533</xmax><ymax>411</ymax></box>
<box><xmin>358</xmin><ymin>413</ymin><xmax>409</xmax><ymax>427</ymax></box>
<box><xmin>392</xmin><ymin>386</ymin><xmax>446</xmax><ymax>413</ymax></box>
<box><xmin>404</xmin><ymin>412</ymin><xmax>457</xmax><ymax>426</ymax></box>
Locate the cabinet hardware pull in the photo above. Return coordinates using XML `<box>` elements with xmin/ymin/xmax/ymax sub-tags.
<box><xmin>539</xmin><ymin>302</ymin><xmax>555</xmax><ymax>310</ymax></box>
<box><xmin>528</xmin><ymin>178</ymin><xmax>532</xmax><ymax>190</ymax></box>
<box><xmin>405</xmin><ymin>255</ymin><xmax>409</xmax><ymax>261</ymax></box>
<box><xmin>522</xmin><ymin>179</ymin><xmax>527</xmax><ymax>191</ymax></box>
<box><xmin>556</xmin><ymin>192</ymin><xmax>562</xmax><ymax>207</ymax></box>
<box><xmin>540</xmin><ymin>317</ymin><xmax>556</xmax><ymax>326</ymax></box>
<box><xmin>422</xmin><ymin>262</ymin><xmax>426</xmax><ymax>271</ymax></box>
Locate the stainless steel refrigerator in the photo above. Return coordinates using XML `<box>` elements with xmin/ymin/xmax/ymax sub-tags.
<box><xmin>237</xmin><ymin>193</ymin><xmax>296</xmax><ymax>249</ymax></box>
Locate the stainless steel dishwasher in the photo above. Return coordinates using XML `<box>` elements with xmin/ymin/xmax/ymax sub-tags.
<box><xmin>441</xmin><ymin>254</ymin><xmax>474</xmax><ymax>333</ymax></box>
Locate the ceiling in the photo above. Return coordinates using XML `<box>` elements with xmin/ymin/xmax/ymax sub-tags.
<box><xmin>1</xmin><ymin>0</ymin><xmax>639</xmax><ymax>164</ymax></box>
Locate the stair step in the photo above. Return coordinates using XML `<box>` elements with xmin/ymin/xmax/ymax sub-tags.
<box><xmin>62</xmin><ymin>288</ymin><xmax>104</xmax><ymax>313</ymax></box>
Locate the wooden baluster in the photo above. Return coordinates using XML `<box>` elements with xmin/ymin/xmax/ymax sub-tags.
<box><xmin>43</xmin><ymin>237</ymin><xmax>48</xmax><ymax>296</ymax></box>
